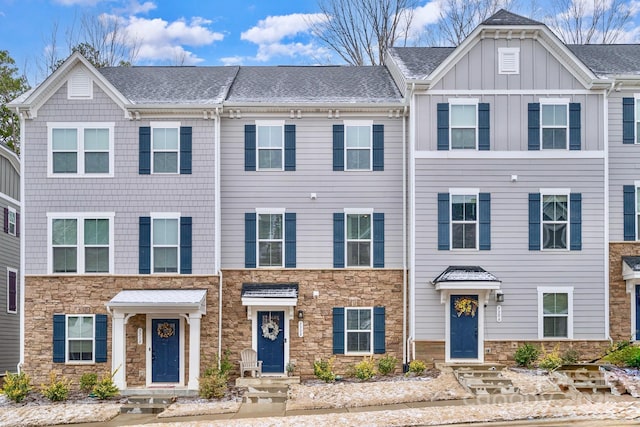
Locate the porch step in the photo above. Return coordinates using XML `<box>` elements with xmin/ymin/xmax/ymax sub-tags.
<box><xmin>120</xmin><ymin>395</ymin><xmax>175</xmax><ymax>414</ymax></box>
<box><xmin>235</xmin><ymin>376</ymin><xmax>299</xmax><ymax>387</ymax></box>
<box><xmin>243</xmin><ymin>385</ymin><xmax>289</xmax><ymax>404</ymax></box>
<box><xmin>452</xmin><ymin>365</ymin><xmax>519</xmax><ymax>396</ymax></box>
<box><xmin>557</xmin><ymin>365</ymin><xmax>613</xmax><ymax>394</ymax></box>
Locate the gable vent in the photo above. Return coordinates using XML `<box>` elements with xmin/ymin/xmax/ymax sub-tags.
<box><xmin>498</xmin><ymin>48</ymin><xmax>520</xmax><ymax>75</ymax></box>
<box><xmin>67</xmin><ymin>69</ymin><xmax>93</xmax><ymax>99</ymax></box>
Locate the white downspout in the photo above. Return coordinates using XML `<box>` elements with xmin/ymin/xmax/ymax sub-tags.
<box><xmin>603</xmin><ymin>85</ymin><xmax>611</xmax><ymax>342</ymax></box>
<box><xmin>215</xmin><ymin>107</ymin><xmax>224</xmax><ymax>364</ymax></box>
<box><xmin>17</xmin><ymin>109</ymin><xmax>25</xmax><ymax>374</ymax></box>
<box><xmin>407</xmin><ymin>83</ymin><xmax>416</xmax><ymax>363</ymax></box>
<box><xmin>402</xmin><ymin>104</ymin><xmax>408</xmax><ymax>369</ymax></box>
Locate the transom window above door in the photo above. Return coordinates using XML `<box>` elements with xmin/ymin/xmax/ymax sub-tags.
<box><xmin>257</xmin><ymin>122</ymin><xmax>284</xmax><ymax>170</ymax></box>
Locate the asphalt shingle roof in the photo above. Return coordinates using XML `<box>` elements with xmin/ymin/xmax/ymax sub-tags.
<box><xmin>433</xmin><ymin>266</ymin><xmax>501</xmax><ymax>284</ymax></box>
<box><xmin>98</xmin><ymin>66</ymin><xmax>239</xmax><ymax>104</ymax></box>
<box><xmin>482</xmin><ymin>9</ymin><xmax>543</xmax><ymax>26</ymax></box>
<box><xmin>387</xmin><ymin>47</ymin><xmax>455</xmax><ymax>80</ymax></box>
<box><xmin>567</xmin><ymin>45</ymin><xmax>640</xmax><ymax>77</ymax></box>
<box><xmin>226</xmin><ymin>66</ymin><xmax>402</xmax><ymax>104</ymax></box>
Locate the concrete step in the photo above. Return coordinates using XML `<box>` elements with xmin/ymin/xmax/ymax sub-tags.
<box><xmin>243</xmin><ymin>385</ymin><xmax>289</xmax><ymax>404</ymax></box>
<box><xmin>467</xmin><ymin>384</ymin><xmax>519</xmax><ymax>395</ymax></box>
<box><xmin>235</xmin><ymin>376</ymin><xmax>299</xmax><ymax>387</ymax></box>
<box><xmin>120</xmin><ymin>395</ymin><xmax>175</xmax><ymax>414</ymax></box>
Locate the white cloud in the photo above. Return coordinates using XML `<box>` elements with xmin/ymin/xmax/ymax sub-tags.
<box><xmin>220</xmin><ymin>55</ymin><xmax>244</xmax><ymax>66</ymax></box>
<box><xmin>126</xmin><ymin>0</ymin><xmax>156</xmax><ymax>14</ymax></box>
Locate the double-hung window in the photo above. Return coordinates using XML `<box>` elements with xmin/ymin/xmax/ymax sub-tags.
<box><xmin>450</xmin><ymin>100</ymin><xmax>478</xmax><ymax>149</ymax></box>
<box><xmin>49</xmin><ymin>123</ymin><xmax>114</xmax><ymax>176</ymax></box>
<box><xmin>538</xmin><ymin>287</ymin><xmax>573</xmax><ymax>338</ymax></box>
<box><xmin>152</xmin><ymin>124</ymin><xmax>179</xmax><ymax>173</ymax></box>
<box><xmin>346</xmin><ymin>212</ymin><xmax>372</xmax><ymax>267</ymax></box>
<box><xmin>152</xmin><ymin>216</ymin><xmax>180</xmax><ymax>273</ymax></box>
<box><xmin>258</xmin><ymin>212</ymin><xmax>284</xmax><ymax>267</ymax></box>
<box><xmin>451</xmin><ymin>192</ymin><xmax>477</xmax><ymax>249</ymax></box>
<box><xmin>7</xmin><ymin>207</ymin><xmax>16</xmax><ymax>236</ymax></box>
<box><xmin>540</xmin><ymin>100</ymin><xmax>568</xmax><ymax>149</ymax></box>
<box><xmin>346</xmin><ymin>307</ymin><xmax>372</xmax><ymax>353</ymax></box>
<box><xmin>49</xmin><ymin>213</ymin><xmax>114</xmax><ymax>274</ymax></box>
<box><xmin>345</xmin><ymin>121</ymin><xmax>372</xmax><ymax>170</ymax></box>
<box><xmin>66</xmin><ymin>315</ymin><xmax>95</xmax><ymax>362</ymax></box>
<box><xmin>257</xmin><ymin>121</ymin><xmax>284</xmax><ymax>170</ymax></box>
<box><xmin>541</xmin><ymin>191</ymin><xmax>569</xmax><ymax>250</ymax></box>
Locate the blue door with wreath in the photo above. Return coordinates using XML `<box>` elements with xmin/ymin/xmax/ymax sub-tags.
<box><xmin>152</xmin><ymin>318</ymin><xmax>180</xmax><ymax>383</ymax></box>
<box><xmin>450</xmin><ymin>295</ymin><xmax>479</xmax><ymax>359</ymax></box>
<box><xmin>258</xmin><ymin>311</ymin><xmax>285</xmax><ymax>373</ymax></box>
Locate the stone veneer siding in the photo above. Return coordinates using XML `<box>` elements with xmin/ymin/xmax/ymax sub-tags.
<box><xmin>609</xmin><ymin>242</ymin><xmax>640</xmax><ymax>341</ymax></box>
<box><xmin>221</xmin><ymin>269</ymin><xmax>405</xmax><ymax>378</ymax></box>
<box><xmin>24</xmin><ymin>275</ymin><xmax>219</xmax><ymax>387</ymax></box>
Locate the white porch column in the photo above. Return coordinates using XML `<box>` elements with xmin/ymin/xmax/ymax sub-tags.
<box><xmin>111</xmin><ymin>311</ymin><xmax>127</xmax><ymax>390</ymax></box>
<box><xmin>187</xmin><ymin>313</ymin><xmax>202</xmax><ymax>390</ymax></box>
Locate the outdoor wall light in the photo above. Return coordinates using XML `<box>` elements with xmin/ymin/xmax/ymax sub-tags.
<box><xmin>495</xmin><ymin>291</ymin><xmax>504</xmax><ymax>303</ymax></box>
<box><xmin>297</xmin><ymin>310</ymin><xmax>304</xmax><ymax>320</ymax></box>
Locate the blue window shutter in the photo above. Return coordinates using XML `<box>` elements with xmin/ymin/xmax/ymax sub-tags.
<box><xmin>437</xmin><ymin>103</ymin><xmax>449</xmax><ymax>151</ymax></box>
<box><xmin>180</xmin><ymin>127</ymin><xmax>192</xmax><ymax>174</ymax></box>
<box><xmin>373</xmin><ymin>212</ymin><xmax>384</xmax><ymax>268</ymax></box>
<box><xmin>333</xmin><ymin>213</ymin><xmax>345</xmax><ymax>268</ymax></box>
<box><xmin>332</xmin><ymin>307</ymin><xmax>345</xmax><ymax>354</ymax></box>
<box><xmin>53</xmin><ymin>314</ymin><xmax>66</xmax><ymax>363</ymax></box>
<box><xmin>569</xmin><ymin>103</ymin><xmax>581</xmax><ymax>150</ymax></box>
<box><xmin>373</xmin><ymin>306</ymin><xmax>385</xmax><ymax>354</ymax></box>
<box><xmin>3</xmin><ymin>208</ymin><xmax>7</xmax><ymax>233</ymax></box>
<box><xmin>245</xmin><ymin>213</ymin><xmax>256</xmax><ymax>268</ymax></box>
<box><xmin>623</xmin><ymin>98</ymin><xmax>635</xmax><ymax>144</ymax></box>
<box><xmin>478</xmin><ymin>103</ymin><xmax>490</xmax><ymax>151</ymax></box>
<box><xmin>16</xmin><ymin>213</ymin><xmax>19</xmax><ymax>237</ymax></box>
<box><xmin>139</xmin><ymin>217</ymin><xmax>151</xmax><ymax>274</ymax></box>
<box><xmin>624</xmin><ymin>185</ymin><xmax>636</xmax><ymax>241</ymax></box>
<box><xmin>285</xmin><ymin>212</ymin><xmax>296</xmax><ymax>268</ymax></box>
<box><xmin>570</xmin><ymin>193</ymin><xmax>582</xmax><ymax>250</ymax></box>
<box><xmin>438</xmin><ymin>193</ymin><xmax>450</xmax><ymax>250</ymax></box>
<box><xmin>373</xmin><ymin>124</ymin><xmax>384</xmax><ymax>171</ymax></box>
<box><xmin>244</xmin><ymin>125</ymin><xmax>256</xmax><ymax>171</ymax></box>
<box><xmin>180</xmin><ymin>217</ymin><xmax>192</xmax><ymax>274</ymax></box>
<box><xmin>479</xmin><ymin>193</ymin><xmax>491</xmax><ymax>250</ymax></box>
<box><xmin>95</xmin><ymin>314</ymin><xmax>107</xmax><ymax>363</ymax></box>
<box><xmin>333</xmin><ymin>125</ymin><xmax>344</xmax><ymax>171</ymax></box>
<box><xmin>528</xmin><ymin>103</ymin><xmax>540</xmax><ymax>150</ymax></box>
<box><xmin>139</xmin><ymin>126</ymin><xmax>151</xmax><ymax>174</ymax></box>
<box><xmin>529</xmin><ymin>193</ymin><xmax>541</xmax><ymax>250</ymax></box>
<box><xmin>284</xmin><ymin>125</ymin><xmax>296</xmax><ymax>171</ymax></box>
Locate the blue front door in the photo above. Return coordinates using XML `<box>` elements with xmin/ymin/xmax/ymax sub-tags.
<box><xmin>450</xmin><ymin>295</ymin><xmax>479</xmax><ymax>359</ymax></box>
<box><xmin>152</xmin><ymin>318</ymin><xmax>180</xmax><ymax>383</ymax></box>
<box><xmin>257</xmin><ymin>311</ymin><xmax>285</xmax><ymax>373</ymax></box>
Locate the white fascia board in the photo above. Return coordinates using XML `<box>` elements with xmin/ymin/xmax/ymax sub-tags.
<box><xmin>241</xmin><ymin>297</ymin><xmax>298</xmax><ymax>307</ymax></box>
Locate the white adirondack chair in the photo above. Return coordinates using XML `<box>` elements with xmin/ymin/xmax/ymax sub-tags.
<box><xmin>239</xmin><ymin>348</ymin><xmax>263</xmax><ymax>377</ymax></box>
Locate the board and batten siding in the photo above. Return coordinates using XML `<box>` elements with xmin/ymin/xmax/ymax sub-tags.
<box><xmin>413</xmin><ymin>158</ymin><xmax>606</xmax><ymax>340</ymax></box>
<box><xmin>220</xmin><ymin>116</ymin><xmax>404</xmax><ymax>268</ymax></box>
<box><xmin>23</xmin><ymin>79</ymin><xmax>217</xmax><ymax>274</ymax></box>
<box><xmin>430</xmin><ymin>38</ymin><xmax>588</xmax><ymax>92</ymax></box>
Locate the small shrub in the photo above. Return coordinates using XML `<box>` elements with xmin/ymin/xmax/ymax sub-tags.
<box><xmin>377</xmin><ymin>355</ymin><xmax>398</xmax><ymax>376</ymax></box>
<box><xmin>41</xmin><ymin>371</ymin><xmax>71</xmax><ymax>402</ymax></box>
<box><xmin>199</xmin><ymin>373</ymin><xmax>228</xmax><ymax>399</ymax></box>
<box><xmin>354</xmin><ymin>356</ymin><xmax>376</xmax><ymax>380</ymax></box>
<box><xmin>538</xmin><ymin>346</ymin><xmax>563</xmax><ymax>371</ymax></box>
<box><xmin>514</xmin><ymin>343</ymin><xmax>539</xmax><ymax>368</ymax></box>
<box><xmin>313</xmin><ymin>357</ymin><xmax>336</xmax><ymax>383</ymax></box>
<box><xmin>561</xmin><ymin>348</ymin><xmax>580</xmax><ymax>364</ymax></box>
<box><xmin>2</xmin><ymin>371</ymin><xmax>31</xmax><ymax>403</ymax></box>
<box><xmin>408</xmin><ymin>359</ymin><xmax>427</xmax><ymax>375</ymax></box>
<box><xmin>79</xmin><ymin>373</ymin><xmax>98</xmax><ymax>393</ymax></box>
<box><xmin>602</xmin><ymin>344</ymin><xmax>640</xmax><ymax>368</ymax></box>
<box><xmin>92</xmin><ymin>371</ymin><xmax>119</xmax><ymax>400</ymax></box>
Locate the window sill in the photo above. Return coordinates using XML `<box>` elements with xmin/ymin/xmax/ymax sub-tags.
<box><xmin>344</xmin><ymin>352</ymin><xmax>373</xmax><ymax>356</ymax></box>
<box><xmin>64</xmin><ymin>361</ymin><xmax>96</xmax><ymax>365</ymax></box>
<box><xmin>48</xmin><ymin>173</ymin><xmax>114</xmax><ymax>178</ymax></box>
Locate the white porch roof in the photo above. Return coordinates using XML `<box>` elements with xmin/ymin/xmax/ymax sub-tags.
<box><xmin>106</xmin><ymin>289</ymin><xmax>207</xmax><ymax>314</ymax></box>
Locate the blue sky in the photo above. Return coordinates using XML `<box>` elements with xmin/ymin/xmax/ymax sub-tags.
<box><xmin>1</xmin><ymin>0</ymin><xmax>640</xmax><ymax>84</ymax></box>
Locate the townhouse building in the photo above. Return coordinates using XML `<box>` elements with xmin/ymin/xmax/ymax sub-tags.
<box><xmin>0</xmin><ymin>142</ymin><xmax>20</xmax><ymax>374</ymax></box>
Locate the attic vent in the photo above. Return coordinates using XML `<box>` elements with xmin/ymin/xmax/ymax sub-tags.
<box><xmin>498</xmin><ymin>48</ymin><xmax>520</xmax><ymax>75</ymax></box>
<box><xmin>67</xmin><ymin>69</ymin><xmax>93</xmax><ymax>99</ymax></box>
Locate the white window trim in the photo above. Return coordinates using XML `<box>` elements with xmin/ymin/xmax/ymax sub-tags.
<box><xmin>7</xmin><ymin>206</ymin><xmax>16</xmax><ymax>236</ymax></box>
<box><xmin>540</xmin><ymin>188</ymin><xmax>571</xmax><ymax>251</ymax></box>
<box><xmin>634</xmin><ymin>180</ymin><xmax>640</xmax><ymax>240</ymax></box>
<box><xmin>65</xmin><ymin>314</ymin><xmax>95</xmax><ymax>364</ymax></box>
<box><xmin>448</xmin><ymin>98</ymin><xmax>479</xmax><ymax>150</ymax></box>
<box><xmin>344</xmin><ymin>120</ymin><xmax>373</xmax><ymax>171</ymax></box>
<box><xmin>539</xmin><ymin>98</ymin><xmax>570</xmax><ymax>150</ymax></box>
<box><xmin>344</xmin><ymin>306</ymin><xmax>374</xmax><ymax>355</ymax></box>
<box><xmin>344</xmin><ymin>209</ymin><xmax>374</xmax><ymax>268</ymax></box>
<box><xmin>6</xmin><ymin>267</ymin><xmax>17</xmax><ymax>314</ymax></box>
<box><xmin>255</xmin><ymin>209</ymin><xmax>285</xmax><ymax>268</ymax></box>
<box><xmin>634</xmin><ymin>94</ymin><xmax>640</xmax><ymax>145</ymax></box>
<box><xmin>47</xmin><ymin>212</ymin><xmax>115</xmax><ymax>274</ymax></box>
<box><xmin>47</xmin><ymin>122</ymin><xmax>115</xmax><ymax>178</ymax></box>
<box><xmin>150</xmin><ymin>212</ymin><xmax>181</xmax><ymax>274</ymax></box>
<box><xmin>449</xmin><ymin>188</ymin><xmax>479</xmax><ymax>251</ymax></box>
<box><xmin>537</xmin><ymin>286</ymin><xmax>574</xmax><ymax>339</ymax></box>
<box><xmin>151</xmin><ymin>122</ymin><xmax>181</xmax><ymax>175</ymax></box>
<box><xmin>498</xmin><ymin>48</ymin><xmax>520</xmax><ymax>75</ymax></box>
<box><xmin>256</xmin><ymin>120</ymin><xmax>285</xmax><ymax>171</ymax></box>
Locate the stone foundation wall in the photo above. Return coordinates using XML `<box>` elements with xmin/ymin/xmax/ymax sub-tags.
<box><xmin>609</xmin><ymin>242</ymin><xmax>640</xmax><ymax>341</ymax></box>
<box><xmin>24</xmin><ymin>275</ymin><xmax>219</xmax><ymax>386</ymax></box>
<box><xmin>221</xmin><ymin>269</ymin><xmax>405</xmax><ymax>378</ymax></box>
<box><xmin>414</xmin><ymin>340</ymin><xmax>610</xmax><ymax>366</ymax></box>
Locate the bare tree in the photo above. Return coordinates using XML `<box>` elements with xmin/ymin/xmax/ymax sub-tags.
<box><xmin>309</xmin><ymin>0</ymin><xmax>418</xmax><ymax>65</ymax></box>
<box><xmin>546</xmin><ymin>0</ymin><xmax>633</xmax><ymax>44</ymax></box>
<box><xmin>435</xmin><ymin>0</ymin><xmax>517</xmax><ymax>46</ymax></box>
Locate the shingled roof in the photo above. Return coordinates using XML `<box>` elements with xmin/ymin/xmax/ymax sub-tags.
<box><xmin>482</xmin><ymin>9</ymin><xmax>543</xmax><ymax>26</ymax></box>
<box><xmin>387</xmin><ymin>47</ymin><xmax>455</xmax><ymax>80</ymax></box>
<box><xmin>567</xmin><ymin>45</ymin><xmax>640</xmax><ymax>77</ymax></box>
